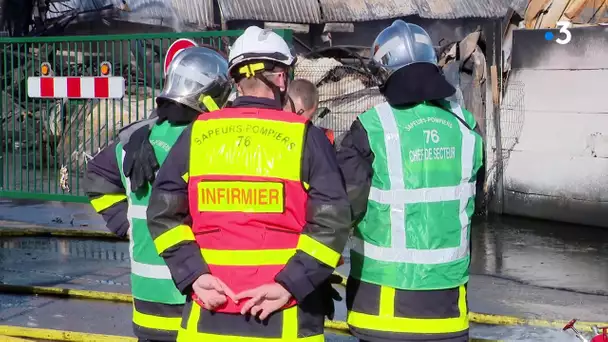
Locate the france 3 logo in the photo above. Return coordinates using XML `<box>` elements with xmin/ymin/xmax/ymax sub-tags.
<box><xmin>544</xmin><ymin>21</ymin><xmax>572</xmax><ymax>45</ymax></box>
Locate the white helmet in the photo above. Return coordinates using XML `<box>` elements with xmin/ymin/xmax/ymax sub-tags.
<box><xmin>228</xmin><ymin>26</ymin><xmax>295</xmax><ymax>78</ymax></box>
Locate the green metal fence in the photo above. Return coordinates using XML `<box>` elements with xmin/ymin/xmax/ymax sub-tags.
<box><xmin>0</xmin><ymin>30</ymin><xmax>292</xmax><ymax>203</ymax></box>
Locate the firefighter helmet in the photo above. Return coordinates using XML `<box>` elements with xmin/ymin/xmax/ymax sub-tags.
<box><xmin>158</xmin><ymin>46</ymin><xmax>231</xmax><ymax>112</ymax></box>
<box><xmin>371</xmin><ymin>20</ymin><xmax>438</xmax><ymax>83</ymax></box>
<box><xmin>227</xmin><ymin>26</ymin><xmax>295</xmax><ymax>80</ymax></box>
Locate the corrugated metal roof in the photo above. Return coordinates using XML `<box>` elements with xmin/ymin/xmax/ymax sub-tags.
<box><xmin>318</xmin><ymin>0</ymin><xmax>416</xmax><ymax>22</ymax></box>
<box><xmin>166</xmin><ymin>0</ymin><xmax>214</xmax><ymax>27</ymax></box>
<box><xmin>46</xmin><ymin>0</ymin><xmax>214</xmax><ymax>28</ymax></box>
<box><xmin>319</xmin><ymin>0</ymin><xmax>515</xmax><ymax>22</ymax></box>
<box><xmin>217</xmin><ymin>0</ymin><xmax>322</xmax><ymax>23</ymax></box>
<box><xmin>417</xmin><ymin>0</ymin><xmax>511</xmax><ymax>19</ymax></box>
<box><xmin>43</xmin><ymin>0</ymin><xmax>524</xmax><ymax>28</ymax></box>
<box><xmin>509</xmin><ymin>0</ymin><xmax>529</xmax><ymax>15</ymax></box>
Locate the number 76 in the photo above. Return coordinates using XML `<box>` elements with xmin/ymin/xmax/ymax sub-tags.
<box><xmin>423</xmin><ymin>129</ymin><xmax>440</xmax><ymax>143</ymax></box>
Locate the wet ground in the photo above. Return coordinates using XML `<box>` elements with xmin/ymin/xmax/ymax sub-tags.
<box><xmin>0</xmin><ymin>199</ymin><xmax>607</xmax><ymax>341</ymax></box>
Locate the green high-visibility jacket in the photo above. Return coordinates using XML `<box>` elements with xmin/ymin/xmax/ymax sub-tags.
<box><xmin>351</xmin><ymin>100</ymin><xmax>484</xmax><ymax>290</ymax></box>
<box><xmin>116</xmin><ymin>120</ymin><xmax>187</xmax><ymax>303</ymax></box>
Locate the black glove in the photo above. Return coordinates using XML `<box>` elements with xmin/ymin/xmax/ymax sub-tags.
<box><xmin>328</xmin><ymin>273</ymin><xmax>345</xmax><ymax>287</ymax></box>
<box><xmin>321</xmin><ymin>274</ymin><xmax>344</xmax><ymax>320</ymax></box>
<box><xmin>123</xmin><ymin>125</ymin><xmax>159</xmax><ymax>193</ymax></box>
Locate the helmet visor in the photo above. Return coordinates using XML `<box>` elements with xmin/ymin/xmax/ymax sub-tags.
<box><xmin>372</xmin><ymin>21</ymin><xmax>438</xmax><ymax>82</ymax></box>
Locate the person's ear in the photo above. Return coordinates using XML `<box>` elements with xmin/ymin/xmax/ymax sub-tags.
<box><xmin>303</xmin><ymin>109</ymin><xmax>315</xmax><ymax>120</ymax></box>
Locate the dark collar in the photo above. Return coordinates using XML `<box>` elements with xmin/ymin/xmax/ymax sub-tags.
<box><xmin>381</xmin><ymin>63</ymin><xmax>456</xmax><ymax>107</ymax></box>
<box><xmin>230</xmin><ymin>96</ymin><xmax>282</xmax><ymax>110</ymax></box>
<box><xmin>155</xmin><ymin>99</ymin><xmax>199</xmax><ymax>125</ymax></box>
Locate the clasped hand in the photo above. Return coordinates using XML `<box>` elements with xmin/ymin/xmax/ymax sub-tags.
<box><xmin>193</xmin><ymin>274</ymin><xmax>291</xmax><ymax>320</ymax></box>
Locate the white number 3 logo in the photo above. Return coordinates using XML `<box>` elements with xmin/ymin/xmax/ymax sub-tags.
<box><xmin>555</xmin><ymin>21</ymin><xmax>572</xmax><ymax>45</ymax></box>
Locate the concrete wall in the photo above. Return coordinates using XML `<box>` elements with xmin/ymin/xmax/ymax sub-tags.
<box><xmin>500</xmin><ymin>26</ymin><xmax>608</xmax><ymax>227</ymax></box>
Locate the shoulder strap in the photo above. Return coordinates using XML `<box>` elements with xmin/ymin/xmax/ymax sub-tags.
<box><xmin>118</xmin><ymin>115</ymin><xmax>158</xmax><ymax>145</ymax></box>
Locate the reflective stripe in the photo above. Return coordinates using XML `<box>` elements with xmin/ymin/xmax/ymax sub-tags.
<box><xmin>131</xmin><ymin>260</ymin><xmax>173</xmax><ymax>280</ymax></box>
<box><xmin>352</xmin><ymin>239</ymin><xmax>468</xmax><ymax>264</ymax></box>
<box><xmin>154</xmin><ymin>224</ymin><xmax>196</xmax><ymax>254</ymax></box>
<box><xmin>369</xmin><ymin>182</ymin><xmax>475</xmax><ymax>205</ymax></box>
<box><xmin>90</xmin><ymin>194</ymin><xmax>127</xmax><ymax>212</ymax></box>
<box><xmin>118</xmin><ymin>141</ymin><xmax>180</xmax><ymax>282</ymax></box>
<box><xmin>450</xmin><ymin>102</ymin><xmax>475</xmax><ymax>270</ymax></box>
<box><xmin>189</xmin><ymin>118</ymin><xmax>305</xmax><ymax>181</ymax></box>
<box><xmin>127</xmin><ymin>204</ymin><xmax>147</xmax><ymax>220</ymax></box>
<box><xmin>352</xmin><ymin>102</ymin><xmax>475</xmax><ymax>265</ymax></box>
<box><xmin>347</xmin><ymin>285</ymin><xmax>468</xmax><ymax>333</ymax></box>
<box><xmin>201</xmin><ymin>248</ymin><xmax>296</xmax><ymax>266</ymax></box>
<box><xmin>132</xmin><ymin>305</ymin><xmax>181</xmax><ymax>331</ymax></box>
<box><xmin>297</xmin><ymin>234</ymin><xmax>341</xmax><ymax>267</ymax></box>
<box><xmin>129</xmin><ymin>227</ymin><xmax>173</xmax><ymax>280</ymax></box>
<box><xmin>281</xmin><ymin>305</ymin><xmax>298</xmax><ymax>338</ymax></box>
<box><xmin>179</xmin><ymin>304</ymin><xmax>323</xmax><ymax>341</ymax></box>
<box><xmin>126</xmin><ymin>198</ymin><xmax>173</xmax><ymax>280</ymax></box>
<box><xmin>379</xmin><ymin>286</ymin><xmax>395</xmax><ymax>317</ymax></box>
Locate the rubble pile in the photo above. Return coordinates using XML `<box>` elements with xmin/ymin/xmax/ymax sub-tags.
<box><xmin>55</xmin><ymin>96</ymin><xmax>155</xmax><ymax>172</ymax></box>
<box><xmin>294</xmin><ymin>56</ymin><xmax>384</xmax><ymax>145</ymax></box>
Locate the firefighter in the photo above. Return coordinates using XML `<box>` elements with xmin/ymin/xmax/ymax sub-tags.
<box><xmin>337</xmin><ymin>20</ymin><xmax>484</xmax><ymax>342</ymax></box>
<box><xmin>285</xmin><ymin>78</ymin><xmax>335</xmax><ymax>145</ymax></box>
<box><xmin>83</xmin><ymin>46</ymin><xmax>232</xmax><ymax>342</ymax></box>
<box><xmin>146</xmin><ymin>25</ymin><xmax>351</xmax><ymax>341</ymax></box>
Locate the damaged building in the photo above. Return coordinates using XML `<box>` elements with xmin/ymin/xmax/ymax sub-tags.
<box><xmin>495</xmin><ymin>0</ymin><xmax>608</xmax><ymax>227</ymax></box>
<box><xmin>3</xmin><ymin>0</ymin><xmax>608</xmax><ymax>227</ymax></box>
<box><xmin>0</xmin><ymin>0</ymin><xmax>523</xmax><ymax>210</ymax></box>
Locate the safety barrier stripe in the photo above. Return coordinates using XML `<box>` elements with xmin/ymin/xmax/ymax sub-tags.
<box><xmin>27</xmin><ymin>76</ymin><xmax>125</xmax><ymax>99</ymax></box>
<box><xmin>1</xmin><ymin>227</ymin><xmax>606</xmax><ymax>336</ymax></box>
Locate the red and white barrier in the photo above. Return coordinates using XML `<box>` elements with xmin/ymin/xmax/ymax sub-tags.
<box><xmin>27</xmin><ymin>76</ymin><xmax>125</xmax><ymax>99</ymax></box>
<box><xmin>164</xmin><ymin>38</ymin><xmax>197</xmax><ymax>75</ymax></box>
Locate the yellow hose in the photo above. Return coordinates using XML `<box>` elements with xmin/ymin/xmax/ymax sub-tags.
<box><xmin>324</xmin><ymin>319</ymin><xmax>350</xmax><ymax>335</ymax></box>
<box><xmin>1</xmin><ymin>228</ymin><xmax>606</xmax><ymax>335</ymax></box>
<box><xmin>469</xmin><ymin>313</ymin><xmax>607</xmax><ymax>332</ymax></box>
<box><xmin>0</xmin><ymin>325</ymin><xmax>137</xmax><ymax>341</ymax></box>
<box><xmin>0</xmin><ymin>284</ymin><xmax>132</xmax><ymax>303</ymax></box>
<box><xmin>0</xmin><ymin>335</ymin><xmax>36</xmax><ymax>342</ymax></box>
<box><xmin>0</xmin><ymin>228</ymin><xmax>123</xmax><ymax>240</ymax></box>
